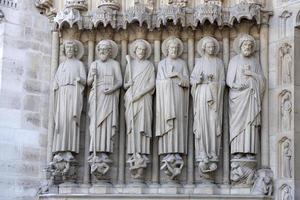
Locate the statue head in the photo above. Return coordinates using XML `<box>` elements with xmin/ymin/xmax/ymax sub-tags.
<box><xmin>96</xmin><ymin>40</ymin><xmax>118</xmax><ymax>62</ymax></box>
<box><xmin>162</xmin><ymin>37</ymin><xmax>184</xmax><ymax>59</ymax></box>
<box><xmin>239</xmin><ymin>34</ymin><xmax>256</xmax><ymax>57</ymax></box>
<box><xmin>167</xmin><ymin>39</ymin><xmax>179</xmax><ymax>59</ymax></box>
<box><xmin>62</xmin><ymin>40</ymin><xmax>84</xmax><ymax>60</ymax></box>
<box><xmin>129</xmin><ymin>39</ymin><xmax>152</xmax><ymax>60</ymax></box>
<box><xmin>198</xmin><ymin>36</ymin><xmax>220</xmax><ymax>57</ymax></box>
<box><xmin>97</xmin><ymin>40</ymin><xmax>112</xmax><ymax>62</ymax></box>
<box><xmin>64</xmin><ymin>41</ymin><xmax>78</xmax><ymax>59</ymax></box>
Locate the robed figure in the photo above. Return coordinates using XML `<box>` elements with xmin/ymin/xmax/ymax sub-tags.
<box><xmin>190</xmin><ymin>36</ymin><xmax>225</xmax><ymax>176</ymax></box>
<box><xmin>124</xmin><ymin>39</ymin><xmax>155</xmax><ymax>179</ymax></box>
<box><xmin>227</xmin><ymin>34</ymin><xmax>265</xmax><ymax>157</ymax></box>
<box><xmin>156</xmin><ymin>37</ymin><xmax>189</xmax><ymax>179</ymax></box>
<box><xmin>124</xmin><ymin>39</ymin><xmax>155</xmax><ymax>155</ymax></box>
<box><xmin>88</xmin><ymin>40</ymin><xmax>122</xmax><ymax>154</ymax></box>
<box><xmin>52</xmin><ymin>40</ymin><xmax>86</xmax><ymax>154</ymax></box>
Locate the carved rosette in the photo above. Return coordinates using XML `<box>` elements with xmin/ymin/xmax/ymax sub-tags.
<box><xmin>227</xmin><ymin>1</ymin><xmax>261</xmax><ymax>26</ymax></box>
<box><xmin>193</xmin><ymin>3</ymin><xmax>222</xmax><ymax>26</ymax></box>
<box><xmin>155</xmin><ymin>5</ymin><xmax>186</xmax><ymax>28</ymax></box>
<box><xmin>54</xmin><ymin>8</ymin><xmax>83</xmax><ymax>30</ymax></box>
<box><xmin>123</xmin><ymin>4</ymin><xmax>152</xmax><ymax>29</ymax></box>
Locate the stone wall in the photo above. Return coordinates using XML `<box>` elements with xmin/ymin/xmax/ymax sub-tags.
<box><xmin>0</xmin><ymin>0</ymin><xmax>51</xmax><ymax>199</ymax></box>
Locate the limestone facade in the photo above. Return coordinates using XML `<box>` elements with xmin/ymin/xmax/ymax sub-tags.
<box><xmin>0</xmin><ymin>0</ymin><xmax>300</xmax><ymax>200</ymax></box>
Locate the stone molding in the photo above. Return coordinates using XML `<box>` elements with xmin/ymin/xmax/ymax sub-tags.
<box><xmin>44</xmin><ymin>1</ymin><xmax>272</xmax><ymax>31</ymax></box>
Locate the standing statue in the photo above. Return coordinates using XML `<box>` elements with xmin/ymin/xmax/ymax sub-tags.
<box><xmin>227</xmin><ymin>34</ymin><xmax>265</xmax><ymax>185</ymax></box>
<box><xmin>87</xmin><ymin>40</ymin><xmax>122</xmax><ymax>180</ymax></box>
<box><xmin>280</xmin><ymin>43</ymin><xmax>292</xmax><ymax>84</ymax></box>
<box><xmin>281</xmin><ymin>91</ymin><xmax>292</xmax><ymax>132</ymax></box>
<box><xmin>124</xmin><ymin>39</ymin><xmax>155</xmax><ymax>180</ymax></box>
<box><xmin>51</xmin><ymin>40</ymin><xmax>86</xmax><ymax>183</ymax></box>
<box><xmin>190</xmin><ymin>36</ymin><xmax>225</xmax><ymax>180</ymax></box>
<box><xmin>227</xmin><ymin>34</ymin><xmax>265</xmax><ymax>157</ymax></box>
<box><xmin>156</xmin><ymin>36</ymin><xmax>189</xmax><ymax>180</ymax></box>
<box><xmin>282</xmin><ymin>140</ymin><xmax>292</xmax><ymax>178</ymax></box>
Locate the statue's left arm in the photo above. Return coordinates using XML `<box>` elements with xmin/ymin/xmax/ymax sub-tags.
<box><xmin>178</xmin><ymin>61</ymin><xmax>189</xmax><ymax>88</ymax></box>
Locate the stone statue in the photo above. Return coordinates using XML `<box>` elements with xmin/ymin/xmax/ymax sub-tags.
<box><xmin>227</xmin><ymin>34</ymin><xmax>265</xmax><ymax>158</ymax></box>
<box><xmin>251</xmin><ymin>168</ymin><xmax>273</xmax><ymax>196</ymax></box>
<box><xmin>124</xmin><ymin>39</ymin><xmax>155</xmax><ymax>180</ymax></box>
<box><xmin>281</xmin><ymin>91</ymin><xmax>292</xmax><ymax>132</ymax></box>
<box><xmin>156</xmin><ymin>36</ymin><xmax>189</xmax><ymax>180</ymax></box>
<box><xmin>87</xmin><ymin>40</ymin><xmax>122</xmax><ymax>180</ymax></box>
<box><xmin>280</xmin><ymin>43</ymin><xmax>292</xmax><ymax>84</ymax></box>
<box><xmin>282</xmin><ymin>186</ymin><xmax>293</xmax><ymax>200</ymax></box>
<box><xmin>51</xmin><ymin>40</ymin><xmax>86</xmax><ymax>182</ymax></box>
<box><xmin>190</xmin><ymin>36</ymin><xmax>225</xmax><ymax>180</ymax></box>
<box><xmin>282</xmin><ymin>140</ymin><xmax>292</xmax><ymax>178</ymax></box>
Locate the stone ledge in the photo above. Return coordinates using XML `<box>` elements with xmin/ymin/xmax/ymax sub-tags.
<box><xmin>39</xmin><ymin>194</ymin><xmax>272</xmax><ymax>200</ymax></box>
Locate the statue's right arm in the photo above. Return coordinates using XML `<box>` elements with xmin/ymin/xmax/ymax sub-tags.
<box><xmin>87</xmin><ymin>62</ymin><xmax>95</xmax><ymax>86</ymax></box>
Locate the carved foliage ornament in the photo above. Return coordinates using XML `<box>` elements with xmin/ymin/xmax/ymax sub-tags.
<box><xmin>227</xmin><ymin>0</ymin><xmax>261</xmax><ymax>25</ymax></box>
<box><xmin>90</xmin><ymin>6</ymin><xmax>118</xmax><ymax>28</ymax></box>
<box><xmin>123</xmin><ymin>4</ymin><xmax>152</xmax><ymax>29</ymax></box>
<box><xmin>54</xmin><ymin>8</ymin><xmax>83</xmax><ymax>30</ymax></box>
<box><xmin>193</xmin><ymin>3</ymin><xmax>222</xmax><ymax>26</ymax></box>
<box><xmin>156</xmin><ymin>5</ymin><xmax>186</xmax><ymax>27</ymax></box>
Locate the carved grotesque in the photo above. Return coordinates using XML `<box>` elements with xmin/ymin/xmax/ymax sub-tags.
<box><xmin>191</xmin><ymin>36</ymin><xmax>225</xmax><ymax>181</ymax></box>
<box><xmin>124</xmin><ymin>39</ymin><xmax>155</xmax><ymax>180</ymax></box>
<box><xmin>51</xmin><ymin>40</ymin><xmax>86</xmax><ymax>183</ymax></box>
<box><xmin>88</xmin><ymin>40</ymin><xmax>122</xmax><ymax>181</ymax></box>
<box><xmin>156</xmin><ymin>36</ymin><xmax>189</xmax><ymax>180</ymax></box>
<box><xmin>251</xmin><ymin>168</ymin><xmax>273</xmax><ymax>196</ymax></box>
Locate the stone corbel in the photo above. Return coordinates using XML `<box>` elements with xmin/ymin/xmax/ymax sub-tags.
<box><xmin>123</xmin><ymin>4</ymin><xmax>152</xmax><ymax>30</ymax></box>
<box><xmin>193</xmin><ymin>3</ymin><xmax>222</xmax><ymax>26</ymax></box>
<box><xmin>54</xmin><ymin>8</ymin><xmax>83</xmax><ymax>30</ymax></box>
<box><xmin>155</xmin><ymin>5</ymin><xmax>186</xmax><ymax>28</ymax></box>
<box><xmin>35</xmin><ymin>0</ymin><xmax>56</xmax><ymax>17</ymax></box>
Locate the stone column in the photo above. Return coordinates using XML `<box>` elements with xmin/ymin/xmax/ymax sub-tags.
<box><xmin>46</xmin><ymin>29</ymin><xmax>60</xmax><ymax>164</ymax></box>
<box><xmin>222</xmin><ymin>27</ymin><xmax>230</xmax><ymax>185</ymax></box>
<box><xmin>83</xmin><ymin>31</ymin><xmax>95</xmax><ymax>185</ymax></box>
<box><xmin>187</xmin><ymin>29</ymin><xmax>195</xmax><ymax>186</ymax></box>
<box><xmin>152</xmin><ymin>30</ymin><xmax>161</xmax><ymax>185</ymax></box>
<box><xmin>117</xmin><ymin>31</ymin><xmax>128</xmax><ymax>185</ymax></box>
<box><xmin>260</xmin><ymin>13</ymin><xmax>271</xmax><ymax>167</ymax></box>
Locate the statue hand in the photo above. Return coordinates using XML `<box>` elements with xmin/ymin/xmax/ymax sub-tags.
<box><xmin>91</xmin><ymin>66</ymin><xmax>97</xmax><ymax>76</ymax></box>
<box><xmin>53</xmin><ymin>82</ymin><xmax>59</xmax><ymax>90</ymax></box>
<box><xmin>240</xmin><ymin>83</ymin><xmax>249</xmax><ymax>90</ymax></box>
<box><xmin>207</xmin><ymin>74</ymin><xmax>214</xmax><ymax>82</ymax></box>
<box><xmin>132</xmin><ymin>94</ymin><xmax>142</xmax><ymax>102</ymax></box>
<box><xmin>104</xmin><ymin>87</ymin><xmax>114</xmax><ymax>95</ymax></box>
<box><xmin>168</xmin><ymin>71</ymin><xmax>179</xmax><ymax>78</ymax></box>
<box><xmin>243</xmin><ymin>69</ymin><xmax>253</xmax><ymax>77</ymax></box>
<box><xmin>76</xmin><ymin>77</ymin><xmax>81</xmax><ymax>82</ymax></box>
<box><xmin>127</xmin><ymin>80</ymin><xmax>133</xmax><ymax>87</ymax></box>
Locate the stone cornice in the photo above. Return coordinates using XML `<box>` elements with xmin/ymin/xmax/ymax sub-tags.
<box><xmin>39</xmin><ymin>1</ymin><xmax>273</xmax><ymax>31</ymax></box>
